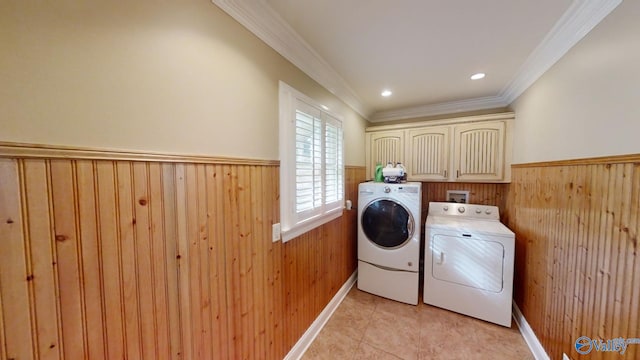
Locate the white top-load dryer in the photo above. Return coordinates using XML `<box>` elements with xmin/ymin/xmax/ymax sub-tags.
<box><xmin>358</xmin><ymin>182</ymin><xmax>421</xmax><ymax>305</ymax></box>
<box><xmin>424</xmin><ymin>202</ymin><xmax>515</xmax><ymax>327</ymax></box>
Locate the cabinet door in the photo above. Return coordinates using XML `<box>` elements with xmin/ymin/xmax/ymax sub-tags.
<box><xmin>366</xmin><ymin>130</ymin><xmax>404</xmax><ymax>179</ymax></box>
<box><xmin>405</xmin><ymin>126</ymin><xmax>450</xmax><ymax>181</ymax></box>
<box><xmin>453</xmin><ymin>121</ymin><xmax>504</xmax><ymax>181</ymax></box>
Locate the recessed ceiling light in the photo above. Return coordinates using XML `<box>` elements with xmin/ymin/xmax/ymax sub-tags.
<box><xmin>381</xmin><ymin>89</ymin><xmax>392</xmax><ymax>97</ymax></box>
<box><xmin>470</xmin><ymin>73</ymin><xmax>486</xmax><ymax>80</ymax></box>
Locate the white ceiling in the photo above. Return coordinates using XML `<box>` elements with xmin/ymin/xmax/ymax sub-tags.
<box><xmin>213</xmin><ymin>0</ymin><xmax>621</xmax><ymax>121</ymax></box>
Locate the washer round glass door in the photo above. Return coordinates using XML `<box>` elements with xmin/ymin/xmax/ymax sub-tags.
<box><xmin>361</xmin><ymin>199</ymin><xmax>414</xmax><ymax>249</ymax></box>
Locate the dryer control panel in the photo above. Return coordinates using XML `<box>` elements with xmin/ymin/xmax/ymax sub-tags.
<box><xmin>427</xmin><ymin>202</ymin><xmax>499</xmax><ymax>221</ymax></box>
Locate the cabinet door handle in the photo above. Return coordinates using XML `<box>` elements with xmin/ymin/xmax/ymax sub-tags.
<box><xmin>443</xmin><ymin>170</ymin><xmax>447</xmax><ymax>178</ymax></box>
<box><xmin>456</xmin><ymin>170</ymin><xmax>460</xmax><ymax>178</ymax></box>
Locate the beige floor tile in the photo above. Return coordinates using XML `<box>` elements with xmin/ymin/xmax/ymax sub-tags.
<box><xmin>322</xmin><ymin>295</ymin><xmax>375</xmax><ymax>342</ymax></box>
<box><xmin>418</xmin><ymin>345</ymin><xmax>472</xmax><ymax>360</ymax></box>
<box><xmin>374</xmin><ymin>295</ymin><xmax>422</xmax><ymax>320</ymax></box>
<box><xmin>362</xmin><ymin>309</ymin><xmax>420</xmax><ymax>360</ymax></box>
<box><xmin>347</xmin><ymin>286</ymin><xmax>380</xmax><ymax>310</ymax></box>
<box><xmin>418</xmin><ymin>316</ymin><xmax>469</xmax><ymax>359</ymax></box>
<box><xmin>303</xmin><ymin>288</ymin><xmax>534</xmax><ymax>360</ymax></box>
<box><xmin>301</xmin><ymin>328</ymin><xmax>360</xmax><ymax>360</ymax></box>
<box><xmin>354</xmin><ymin>342</ymin><xmax>404</xmax><ymax>360</ymax></box>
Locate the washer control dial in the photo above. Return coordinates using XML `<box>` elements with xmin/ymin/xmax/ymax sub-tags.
<box><xmin>475</xmin><ymin>208</ymin><xmax>482</xmax><ymax>214</ymax></box>
<box><xmin>384</xmin><ymin>186</ymin><xmax>391</xmax><ymax>193</ymax></box>
<box><xmin>485</xmin><ymin>209</ymin><xmax>492</xmax><ymax>215</ymax></box>
<box><xmin>458</xmin><ymin>206</ymin><xmax>466</xmax><ymax>214</ymax></box>
<box><xmin>443</xmin><ymin>206</ymin><xmax>449</xmax><ymax>212</ymax></box>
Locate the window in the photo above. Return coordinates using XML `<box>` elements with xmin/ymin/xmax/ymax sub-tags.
<box><xmin>279</xmin><ymin>82</ymin><xmax>344</xmax><ymax>242</ymax></box>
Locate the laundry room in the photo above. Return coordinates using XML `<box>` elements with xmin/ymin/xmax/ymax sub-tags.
<box><xmin>0</xmin><ymin>1</ymin><xmax>638</xmax><ymax>360</ymax></box>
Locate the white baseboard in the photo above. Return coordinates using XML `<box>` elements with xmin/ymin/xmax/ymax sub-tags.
<box><xmin>284</xmin><ymin>270</ymin><xmax>358</xmax><ymax>360</ymax></box>
<box><xmin>512</xmin><ymin>302</ymin><xmax>550</xmax><ymax>360</ymax></box>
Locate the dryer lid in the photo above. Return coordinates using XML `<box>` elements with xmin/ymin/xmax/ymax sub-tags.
<box><xmin>426</xmin><ymin>216</ymin><xmax>514</xmax><ymax>237</ymax></box>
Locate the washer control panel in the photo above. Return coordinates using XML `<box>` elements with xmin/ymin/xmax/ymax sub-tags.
<box><xmin>359</xmin><ymin>182</ymin><xmax>421</xmax><ymax>196</ymax></box>
<box><xmin>427</xmin><ymin>202</ymin><xmax>499</xmax><ymax>220</ymax></box>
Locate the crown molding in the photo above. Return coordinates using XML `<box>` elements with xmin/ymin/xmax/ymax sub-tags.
<box><xmin>211</xmin><ymin>0</ymin><xmax>372</xmax><ymax>119</ymax></box>
<box><xmin>369</xmin><ymin>95</ymin><xmax>509</xmax><ymax>123</ymax></box>
<box><xmin>499</xmin><ymin>0</ymin><xmax>622</xmax><ymax>104</ymax></box>
<box><xmin>212</xmin><ymin>0</ymin><xmax>620</xmax><ymax>123</ymax></box>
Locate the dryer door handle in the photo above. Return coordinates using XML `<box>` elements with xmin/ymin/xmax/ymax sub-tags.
<box><xmin>436</xmin><ymin>251</ymin><xmax>445</xmax><ymax>265</ymax></box>
<box><xmin>407</xmin><ymin>218</ymin><xmax>414</xmax><ymax>237</ymax></box>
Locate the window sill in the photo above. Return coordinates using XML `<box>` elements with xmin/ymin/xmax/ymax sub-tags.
<box><xmin>281</xmin><ymin>208</ymin><xmax>343</xmax><ymax>243</ymax></box>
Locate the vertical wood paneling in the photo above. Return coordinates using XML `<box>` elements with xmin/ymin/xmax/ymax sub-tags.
<box><xmin>0</xmin><ymin>153</ymin><xmax>363</xmax><ymax>360</ymax></box>
<box><xmin>238</xmin><ymin>165</ymin><xmax>255</xmax><ymax>360</ymax></box>
<box><xmin>421</xmin><ymin>181</ymin><xmax>508</xmax><ymax>226</ymax></box>
<box><xmin>184</xmin><ymin>164</ymin><xmax>203</xmax><ymax>359</ymax></box>
<box><xmin>0</xmin><ymin>159</ymin><xmax>34</xmax><ymax>360</ymax></box>
<box><xmin>223</xmin><ymin>164</ymin><xmax>241</xmax><ymax>359</ymax></box>
<box><xmin>50</xmin><ymin>160</ymin><xmax>87</xmax><ymax>359</ymax></box>
<box><xmin>95</xmin><ymin>161</ymin><xmax>126</xmax><ymax>359</ymax></box>
<box><xmin>507</xmin><ymin>159</ymin><xmax>640</xmax><ymax>360</ymax></box>
<box><xmin>132</xmin><ymin>162</ymin><xmax>157</xmax><ymax>359</ymax></box>
<box><xmin>422</xmin><ymin>181</ymin><xmax>507</xmax><ymax>206</ymax></box>
<box><xmin>626</xmin><ymin>164</ymin><xmax>640</xmax><ymax>349</ymax></box>
<box><xmin>267</xmin><ymin>167</ymin><xmax>284</xmax><ymax>359</ymax></box>
<box><xmin>23</xmin><ymin>160</ymin><xmax>63</xmax><ymax>359</ymax></box>
<box><xmin>250</xmin><ymin>165</ymin><xmax>266</xmax><ymax>359</ymax></box>
<box><xmin>115</xmin><ymin>161</ymin><xmax>143</xmax><ymax>360</ymax></box>
<box><xmin>196</xmin><ymin>164</ymin><xmax>214</xmax><ymax>360</ymax></box>
<box><xmin>75</xmin><ymin>160</ymin><xmax>106</xmax><ymax>359</ymax></box>
<box><xmin>174</xmin><ymin>163</ymin><xmax>192</xmax><ymax>360</ymax></box>
<box><xmin>161</xmin><ymin>163</ymin><xmax>182</xmax><ymax>359</ymax></box>
<box><xmin>205</xmin><ymin>163</ymin><xmax>229</xmax><ymax>359</ymax></box>
<box><xmin>147</xmin><ymin>162</ymin><xmax>172</xmax><ymax>358</ymax></box>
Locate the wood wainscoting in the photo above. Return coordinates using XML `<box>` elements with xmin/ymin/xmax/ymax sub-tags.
<box><xmin>0</xmin><ymin>144</ymin><xmax>365</xmax><ymax>360</ymax></box>
<box><xmin>421</xmin><ymin>182</ymin><xmax>508</xmax><ymax>225</ymax></box>
<box><xmin>506</xmin><ymin>155</ymin><xmax>639</xmax><ymax>359</ymax></box>
<box><xmin>422</xmin><ymin>182</ymin><xmax>508</xmax><ymax>207</ymax></box>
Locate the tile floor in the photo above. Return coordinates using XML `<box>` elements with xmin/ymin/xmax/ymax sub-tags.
<box><xmin>302</xmin><ymin>287</ymin><xmax>534</xmax><ymax>360</ymax></box>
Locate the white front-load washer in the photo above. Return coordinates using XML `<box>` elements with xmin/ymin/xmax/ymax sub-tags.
<box><xmin>424</xmin><ymin>202</ymin><xmax>515</xmax><ymax>327</ymax></box>
<box><xmin>357</xmin><ymin>182</ymin><xmax>421</xmax><ymax>305</ymax></box>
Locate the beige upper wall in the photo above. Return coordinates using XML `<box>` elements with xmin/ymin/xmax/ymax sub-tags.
<box><xmin>0</xmin><ymin>1</ymin><xmax>367</xmax><ymax>165</ymax></box>
<box><xmin>511</xmin><ymin>0</ymin><xmax>640</xmax><ymax>164</ymax></box>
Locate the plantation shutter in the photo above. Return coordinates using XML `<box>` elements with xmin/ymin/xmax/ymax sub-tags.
<box><xmin>324</xmin><ymin>114</ymin><xmax>343</xmax><ymax>208</ymax></box>
<box><xmin>279</xmin><ymin>81</ymin><xmax>344</xmax><ymax>242</ymax></box>
<box><xmin>295</xmin><ymin>100</ymin><xmax>323</xmax><ymax>216</ymax></box>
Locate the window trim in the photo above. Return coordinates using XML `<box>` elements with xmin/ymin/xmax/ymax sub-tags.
<box><xmin>279</xmin><ymin>81</ymin><xmax>345</xmax><ymax>242</ymax></box>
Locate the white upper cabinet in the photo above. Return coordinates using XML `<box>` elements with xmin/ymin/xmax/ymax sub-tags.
<box><xmin>365</xmin><ymin>113</ymin><xmax>513</xmax><ymax>183</ymax></box>
<box><xmin>366</xmin><ymin>130</ymin><xmax>405</xmax><ymax>179</ymax></box>
<box><xmin>453</xmin><ymin>121</ymin><xmax>505</xmax><ymax>181</ymax></box>
<box><xmin>405</xmin><ymin>126</ymin><xmax>450</xmax><ymax>181</ymax></box>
